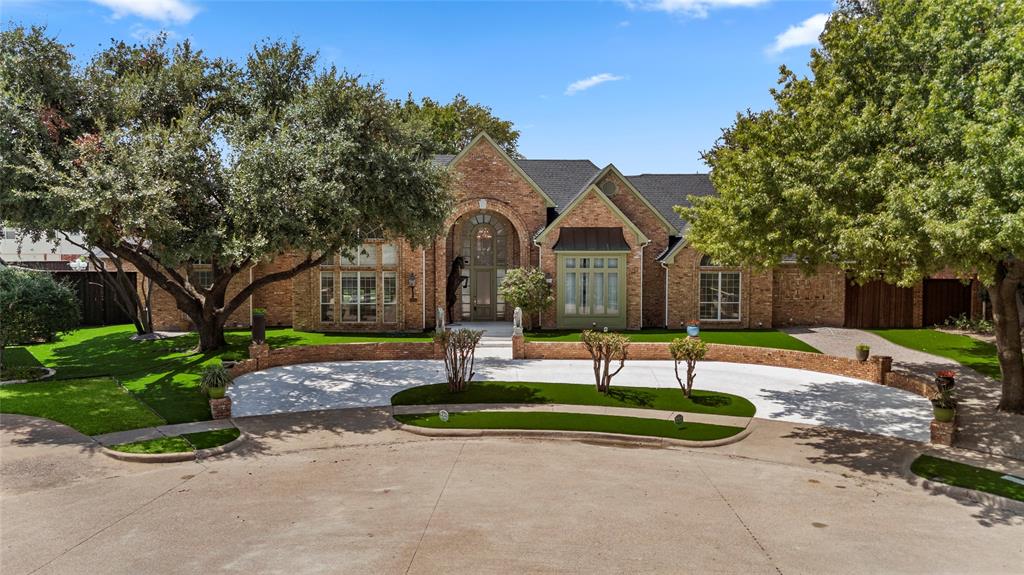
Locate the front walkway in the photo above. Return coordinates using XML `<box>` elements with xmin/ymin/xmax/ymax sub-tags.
<box><xmin>785</xmin><ymin>326</ymin><xmax>1024</xmax><ymax>460</ymax></box>
<box><xmin>231</xmin><ymin>358</ymin><xmax>933</xmax><ymax>442</ymax></box>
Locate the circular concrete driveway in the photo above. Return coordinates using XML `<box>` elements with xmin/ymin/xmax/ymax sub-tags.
<box><xmin>231</xmin><ymin>359</ymin><xmax>934</xmax><ymax>442</ymax></box>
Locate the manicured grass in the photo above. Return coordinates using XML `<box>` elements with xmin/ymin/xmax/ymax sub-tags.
<box><xmin>911</xmin><ymin>455</ymin><xmax>1024</xmax><ymax>502</ymax></box>
<box><xmin>110</xmin><ymin>427</ymin><xmax>241</xmax><ymax>454</ymax></box>
<box><xmin>395</xmin><ymin>412</ymin><xmax>744</xmax><ymax>441</ymax></box>
<box><xmin>869</xmin><ymin>329</ymin><xmax>1001</xmax><ymax>380</ymax></box>
<box><xmin>111</xmin><ymin>436</ymin><xmax>192</xmax><ymax>454</ymax></box>
<box><xmin>3</xmin><ymin>325</ymin><xmax>432</xmax><ymax>427</ymax></box>
<box><xmin>391</xmin><ymin>381</ymin><xmax>756</xmax><ymax>417</ymax></box>
<box><xmin>524</xmin><ymin>328</ymin><xmax>820</xmax><ymax>352</ymax></box>
<box><xmin>184</xmin><ymin>427</ymin><xmax>241</xmax><ymax>449</ymax></box>
<box><xmin>0</xmin><ymin>378</ymin><xmax>165</xmax><ymax>436</ymax></box>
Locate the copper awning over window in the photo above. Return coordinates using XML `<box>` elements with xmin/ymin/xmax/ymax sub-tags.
<box><xmin>552</xmin><ymin>227</ymin><xmax>630</xmax><ymax>252</ymax></box>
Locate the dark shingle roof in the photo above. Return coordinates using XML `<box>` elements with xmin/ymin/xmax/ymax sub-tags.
<box><xmin>514</xmin><ymin>159</ymin><xmax>601</xmax><ymax>208</ymax></box>
<box><xmin>432</xmin><ymin>154</ymin><xmax>456</xmax><ymax>167</ymax></box>
<box><xmin>625</xmin><ymin>174</ymin><xmax>715</xmax><ymax>233</ymax></box>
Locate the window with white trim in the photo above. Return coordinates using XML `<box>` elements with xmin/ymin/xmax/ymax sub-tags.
<box><xmin>698</xmin><ymin>255</ymin><xmax>740</xmax><ymax>320</ymax></box>
<box><xmin>320</xmin><ymin>272</ymin><xmax>335</xmax><ymax>322</ymax></box>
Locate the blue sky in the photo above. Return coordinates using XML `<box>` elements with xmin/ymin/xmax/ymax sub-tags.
<box><xmin>3</xmin><ymin>0</ymin><xmax>834</xmax><ymax>173</ymax></box>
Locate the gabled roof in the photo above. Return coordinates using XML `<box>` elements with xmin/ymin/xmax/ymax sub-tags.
<box><xmin>446</xmin><ymin>133</ymin><xmax>557</xmax><ymax>207</ymax></box>
<box><xmin>432</xmin><ymin>154</ymin><xmax>456</xmax><ymax>167</ymax></box>
<box><xmin>586</xmin><ymin>164</ymin><xmax>678</xmax><ymax>234</ymax></box>
<box><xmin>535</xmin><ymin>185</ymin><xmax>650</xmax><ymax>246</ymax></box>
<box><xmin>625</xmin><ymin>174</ymin><xmax>716</xmax><ymax>234</ymax></box>
<box><xmin>514</xmin><ymin>159</ymin><xmax>600</xmax><ymax>209</ymax></box>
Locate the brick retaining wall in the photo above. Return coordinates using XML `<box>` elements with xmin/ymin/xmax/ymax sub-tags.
<box><xmin>518</xmin><ymin>339</ymin><xmax>889</xmax><ymax>384</ymax></box>
<box><xmin>228</xmin><ymin>341</ymin><xmax>440</xmax><ymax>378</ymax></box>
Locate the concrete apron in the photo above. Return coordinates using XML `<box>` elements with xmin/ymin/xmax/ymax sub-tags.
<box><xmin>230</xmin><ymin>358</ymin><xmax>935</xmax><ymax>442</ymax></box>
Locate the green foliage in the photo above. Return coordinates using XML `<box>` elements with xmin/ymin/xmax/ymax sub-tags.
<box><xmin>679</xmin><ymin>0</ymin><xmax>1024</xmax><ymax>410</ymax></box>
<box><xmin>856</xmin><ymin>344</ymin><xmax>870</xmax><ymax>352</ymax></box>
<box><xmin>580</xmin><ymin>330</ymin><xmax>630</xmax><ymax>393</ymax></box>
<box><xmin>942</xmin><ymin>313</ymin><xmax>994</xmax><ymax>335</ymax></box>
<box><xmin>498</xmin><ymin>267</ymin><xmax>553</xmax><ymax>317</ymax></box>
<box><xmin>1</xmin><ymin>27</ymin><xmax>454</xmax><ymax>349</ymax></box>
<box><xmin>0</xmin><ymin>267</ymin><xmax>79</xmax><ymax>360</ymax></box>
<box><xmin>403</xmin><ymin>93</ymin><xmax>520</xmax><ymax>157</ymax></box>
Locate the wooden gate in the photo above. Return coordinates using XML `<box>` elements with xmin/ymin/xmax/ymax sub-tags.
<box><xmin>923</xmin><ymin>279</ymin><xmax>972</xmax><ymax>326</ymax></box>
<box><xmin>53</xmin><ymin>272</ymin><xmax>137</xmax><ymax>326</ymax></box>
<box><xmin>844</xmin><ymin>280</ymin><xmax>914</xmax><ymax>328</ymax></box>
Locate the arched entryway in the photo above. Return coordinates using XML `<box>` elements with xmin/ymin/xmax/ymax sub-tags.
<box><xmin>447</xmin><ymin>209</ymin><xmax>519</xmax><ymax>321</ymax></box>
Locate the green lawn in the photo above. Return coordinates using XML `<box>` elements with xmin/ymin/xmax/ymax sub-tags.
<box><xmin>524</xmin><ymin>328</ymin><xmax>820</xmax><ymax>352</ymax></box>
<box><xmin>869</xmin><ymin>329</ymin><xmax>1001</xmax><ymax>380</ymax></box>
<box><xmin>110</xmin><ymin>427</ymin><xmax>241</xmax><ymax>454</ymax></box>
<box><xmin>391</xmin><ymin>381</ymin><xmax>756</xmax><ymax>417</ymax></box>
<box><xmin>911</xmin><ymin>455</ymin><xmax>1024</xmax><ymax>502</ymax></box>
<box><xmin>2</xmin><ymin>325</ymin><xmax>433</xmax><ymax>427</ymax></box>
<box><xmin>0</xmin><ymin>378</ymin><xmax>165</xmax><ymax>436</ymax></box>
<box><xmin>395</xmin><ymin>412</ymin><xmax>744</xmax><ymax>441</ymax></box>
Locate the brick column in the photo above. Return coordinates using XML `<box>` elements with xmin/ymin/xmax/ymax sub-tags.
<box><xmin>210</xmin><ymin>397</ymin><xmax>232</xmax><ymax>420</ymax></box>
<box><xmin>512</xmin><ymin>334</ymin><xmax>525</xmax><ymax>359</ymax></box>
<box><xmin>912</xmin><ymin>282</ymin><xmax>924</xmax><ymax>328</ymax></box>
<box><xmin>930</xmin><ymin>418</ymin><xmax>956</xmax><ymax>446</ymax></box>
<box><xmin>871</xmin><ymin>355</ymin><xmax>893</xmax><ymax>385</ymax></box>
<box><xmin>249</xmin><ymin>342</ymin><xmax>269</xmax><ymax>360</ymax></box>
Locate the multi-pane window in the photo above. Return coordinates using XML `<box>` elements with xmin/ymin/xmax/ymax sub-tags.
<box><xmin>562</xmin><ymin>256</ymin><xmax>622</xmax><ymax>317</ymax></box>
<box><xmin>699</xmin><ymin>256</ymin><xmax>741</xmax><ymax>320</ymax></box>
<box><xmin>191</xmin><ymin>269</ymin><xmax>214</xmax><ymax>290</ymax></box>
<box><xmin>322</xmin><ymin>242</ymin><xmax>398</xmax><ymax>324</ymax></box>
<box><xmin>320</xmin><ymin>272</ymin><xmax>335</xmax><ymax>322</ymax></box>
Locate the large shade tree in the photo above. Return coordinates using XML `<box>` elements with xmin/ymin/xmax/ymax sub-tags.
<box><xmin>2</xmin><ymin>27</ymin><xmax>454</xmax><ymax>350</ymax></box>
<box><xmin>678</xmin><ymin>0</ymin><xmax>1024</xmax><ymax>412</ymax></box>
<box><xmin>402</xmin><ymin>94</ymin><xmax>521</xmax><ymax>157</ymax></box>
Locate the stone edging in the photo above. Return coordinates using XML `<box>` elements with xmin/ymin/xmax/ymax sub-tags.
<box><xmin>99</xmin><ymin>431</ymin><xmax>247</xmax><ymax>463</ymax></box>
<box><xmin>900</xmin><ymin>452</ymin><xmax>1024</xmax><ymax>514</ymax></box>
<box><xmin>0</xmin><ymin>367</ymin><xmax>57</xmax><ymax>386</ymax></box>
<box><xmin>391</xmin><ymin>416</ymin><xmax>756</xmax><ymax>448</ymax></box>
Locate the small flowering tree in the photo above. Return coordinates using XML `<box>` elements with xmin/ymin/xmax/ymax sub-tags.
<box><xmin>669</xmin><ymin>337</ymin><xmax>708</xmax><ymax>398</ymax></box>
<box><xmin>498</xmin><ymin>268</ymin><xmax>553</xmax><ymax>327</ymax></box>
<box><xmin>580</xmin><ymin>330</ymin><xmax>629</xmax><ymax>394</ymax></box>
<box><xmin>434</xmin><ymin>328</ymin><xmax>483</xmax><ymax>392</ymax></box>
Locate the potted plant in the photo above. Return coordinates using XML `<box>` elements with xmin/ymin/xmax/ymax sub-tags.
<box><xmin>934</xmin><ymin>369</ymin><xmax>956</xmax><ymax>390</ymax></box>
<box><xmin>931</xmin><ymin>380</ymin><xmax>957</xmax><ymax>423</ymax></box>
<box><xmin>251</xmin><ymin>307</ymin><xmax>267</xmax><ymax>344</ymax></box>
<box><xmin>685</xmin><ymin>320</ymin><xmax>701</xmax><ymax>337</ymax></box>
<box><xmin>201</xmin><ymin>363</ymin><xmax>231</xmax><ymax>399</ymax></box>
<box><xmin>855</xmin><ymin>344</ymin><xmax>870</xmax><ymax>361</ymax></box>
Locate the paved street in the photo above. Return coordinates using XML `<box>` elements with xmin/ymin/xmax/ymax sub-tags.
<box><xmin>231</xmin><ymin>359</ymin><xmax>935</xmax><ymax>441</ymax></box>
<box><xmin>2</xmin><ymin>412</ymin><xmax>1021</xmax><ymax>575</ymax></box>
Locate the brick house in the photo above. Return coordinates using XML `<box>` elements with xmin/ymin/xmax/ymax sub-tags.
<box><xmin>149</xmin><ymin>133</ymin><xmax>985</xmax><ymax>333</ymax></box>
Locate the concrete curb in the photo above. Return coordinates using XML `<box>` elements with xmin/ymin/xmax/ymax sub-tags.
<box><xmin>100</xmin><ymin>432</ymin><xmax>247</xmax><ymax>463</ymax></box>
<box><xmin>0</xmin><ymin>367</ymin><xmax>57</xmax><ymax>386</ymax></box>
<box><xmin>900</xmin><ymin>454</ymin><xmax>1024</xmax><ymax>514</ymax></box>
<box><xmin>392</xmin><ymin>417</ymin><xmax>756</xmax><ymax>448</ymax></box>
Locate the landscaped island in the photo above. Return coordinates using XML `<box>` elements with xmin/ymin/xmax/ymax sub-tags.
<box><xmin>391</xmin><ymin>381</ymin><xmax>755</xmax><ymax>442</ymax></box>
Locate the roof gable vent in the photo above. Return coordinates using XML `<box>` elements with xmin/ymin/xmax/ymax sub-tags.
<box><xmin>599</xmin><ymin>180</ymin><xmax>617</xmax><ymax>196</ymax></box>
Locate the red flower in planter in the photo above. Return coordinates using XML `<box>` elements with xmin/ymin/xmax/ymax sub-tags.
<box><xmin>935</xmin><ymin>370</ymin><xmax>956</xmax><ymax>379</ymax></box>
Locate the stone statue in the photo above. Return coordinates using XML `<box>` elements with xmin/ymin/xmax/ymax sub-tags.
<box><xmin>513</xmin><ymin>306</ymin><xmax>523</xmax><ymax>336</ymax></box>
<box><xmin>435</xmin><ymin>307</ymin><xmax>445</xmax><ymax>334</ymax></box>
<box><xmin>445</xmin><ymin>256</ymin><xmax>465</xmax><ymax>324</ymax></box>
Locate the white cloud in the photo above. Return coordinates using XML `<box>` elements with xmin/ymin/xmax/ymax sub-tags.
<box><xmin>624</xmin><ymin>0</ymin><xmax>768</xmax><ymax>19</ymax></box>
<box><xmin>767</xmin><ymin>13</ymin><xmax>829</xmax><ymax>55</ymax></box>
<box><xmin>130</xmin><ymin>24</ymin><xmax>178</xmax><ymax>42</ymax></box>
<box><xmin>91</xmin><ymin>0</ymin><xmax>199</xmax><ymax>24</ymax></box>
<box><xmin>565</xmin><ymin>73</ymin><xmax>625</xmax><ymax>96</ymax></box>
<box><xmin>618</xmin><ymin>20</ymin><xmax>631</xmax><ymax>27</ymax></box>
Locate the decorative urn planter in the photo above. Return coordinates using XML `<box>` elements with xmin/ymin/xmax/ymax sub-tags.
<box><xmin>686</xmin><ymin>321</ymin><xmax>700</xmax><ymax>337</ymax></box>
<box><xmin>855</xmin><ymin>345</ymin><xmax>870</xmax><ymax>362</ymax></box>
<box><xmin>252</xmin><ymin>309</ymin><xmax>267</xmax><ymax>344</ymax></box>
<box><xmin>208</xmin><ymin>385</ymin><xmax>227</xmax><ymax>400</ymax></box>
<box><xmin>934</xmin><ymin>370</ymin><xmax>956</xmax><ymax>390</ymax></box>
<box><xmin>932</xmin><ymin>406</ymin><xmax>955</xmax><ymax>422</ymax></box>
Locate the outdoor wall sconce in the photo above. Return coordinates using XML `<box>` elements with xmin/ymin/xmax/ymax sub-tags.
<box><xmin>408</xmin><ymin>273</ymin><xmax>417</xmax><ymax>302</ymax></box>
<box><xmin>69</xmin><ymin>257</ymin><xmax>88</xmax><ymax>272</ymax></box>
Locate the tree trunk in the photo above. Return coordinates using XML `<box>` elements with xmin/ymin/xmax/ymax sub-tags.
<box><xmin>990</xmin><ymin>261</ymin><xmax>1024</xmax><ymax>413</ymax></box>
<box><xmin>196</xmin><ymin>317</ymin><xmax>227</xmax><ymax>352</ymax></box>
